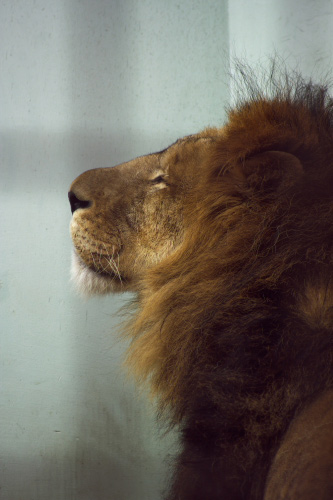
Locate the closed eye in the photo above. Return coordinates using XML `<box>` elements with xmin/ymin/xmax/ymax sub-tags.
<box><xmin>151</xmin><ymin>175</ymin><xmax>166</xmax><ymax>184</ymax></box>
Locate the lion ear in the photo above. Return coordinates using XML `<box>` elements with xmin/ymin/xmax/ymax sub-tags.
<box><xmin>240</xmin><ymin>151</ymin><xmax>303</xmax><ymax>194</ymax></box>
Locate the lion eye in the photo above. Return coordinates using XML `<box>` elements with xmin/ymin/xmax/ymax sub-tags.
<box><xmin>151</xmin><ymin>175</ymin><xmax>165</xmax><ymax>184</ymax></box>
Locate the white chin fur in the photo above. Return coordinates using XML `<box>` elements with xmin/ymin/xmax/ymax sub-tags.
<box><xmin>71</xmin><ymin>251</ymin><xmax>118</xmax><ymax>296</ymax></box>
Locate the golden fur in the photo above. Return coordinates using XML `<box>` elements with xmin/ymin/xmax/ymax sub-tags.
<box><xmin>69</xmin><ymin>69</ymin><xmax>333</xmax><ymax>499</ymax></box>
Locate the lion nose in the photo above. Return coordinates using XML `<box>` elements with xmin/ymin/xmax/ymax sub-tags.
<box><xmin>68</xmin><ymin>191</ymin><xmax>91</xmax><ymax>214</ymax></box>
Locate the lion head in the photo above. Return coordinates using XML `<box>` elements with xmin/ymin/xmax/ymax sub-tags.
<box><xmin>69</xmin><ymin>130</ymin><xmax>220</xmax><ymax>296</ymax></box>
<box><xmin>69</xmin><ymin>70</ymin><xmax>333</xmax><ymax>499</ymax></box>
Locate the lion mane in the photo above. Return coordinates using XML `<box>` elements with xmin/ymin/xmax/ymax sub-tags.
<box><xmin>69</xmin><ymin>68</ymin><xmax>333</xmax><ymax>499</ymax></box>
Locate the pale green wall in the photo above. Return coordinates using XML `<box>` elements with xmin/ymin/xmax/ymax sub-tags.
<box><xmin>228</xmin><ymin>0</ymin><xmax>333</xmax><ymax>78</ymax></box>
<box><xmin>1</xmin><ymin>1</ymin><xmax>228</xmax><ymax>499</ymax></box>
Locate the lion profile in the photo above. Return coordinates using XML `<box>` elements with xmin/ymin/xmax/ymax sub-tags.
<box><xmin>69</xmin><ymin>67</ymin><xmax>333</xmax><ymax>499</ymax></box>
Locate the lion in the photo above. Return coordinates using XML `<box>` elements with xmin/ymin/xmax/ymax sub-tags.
<box><xmin>69</xmin><ymin>70</ymin><xmax>333</xmax><ymax>499</ymax></box>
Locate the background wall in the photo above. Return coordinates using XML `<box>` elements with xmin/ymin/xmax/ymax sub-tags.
<box><xmin>1</xmin><ymin>1</ymin><xmax>333</xmax><ymax>499</ymax></box>
<box><xmin>228</xmin><ymin>0</ymin><xmax>333</xmax><ymax>78</ymax></box>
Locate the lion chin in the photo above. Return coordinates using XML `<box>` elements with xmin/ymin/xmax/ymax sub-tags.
<box><xmin>70</xmin><ymin>251</ymin><xmax>120</xmax><ymax>296</ymax></box>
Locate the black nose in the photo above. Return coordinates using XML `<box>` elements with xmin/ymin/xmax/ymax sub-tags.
<box><xmin>68</xmin><ymin>191</ymin><xmax>91</xmax><ymax>214</ymax></box>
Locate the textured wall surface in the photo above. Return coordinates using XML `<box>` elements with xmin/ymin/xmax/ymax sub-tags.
<box><xmin>1</xmin><ymin>1</ymin><xmax>228</xmax><ymax>499</ymax></box>
<box><xmin>228</xmin><ymin>0</ymin><xmax>333</xmax><ymax>80</ymax></box>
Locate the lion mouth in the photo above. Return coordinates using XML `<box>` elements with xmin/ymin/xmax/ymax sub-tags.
<box><xmin>71</xmin><ymin>251</ymin><xmax>127</xmax><ymax>295</ymax></box>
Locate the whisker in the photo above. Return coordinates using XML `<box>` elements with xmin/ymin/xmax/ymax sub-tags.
<box><xmin>101</xmin><ymin>242</ymin><xmax>123</xmax><ymax>286</ymax></box>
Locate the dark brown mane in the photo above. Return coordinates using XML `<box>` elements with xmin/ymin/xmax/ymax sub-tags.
<box><xmin>125</xmin><ymin>69</ymin><xmax>333</xmax><ymax>498</ymax></box>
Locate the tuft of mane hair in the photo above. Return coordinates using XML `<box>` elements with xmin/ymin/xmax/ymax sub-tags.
<box><xmin>125</xmin><ymin>64</ymin><xmax>333</xmax><ymax>499</ymax></box>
